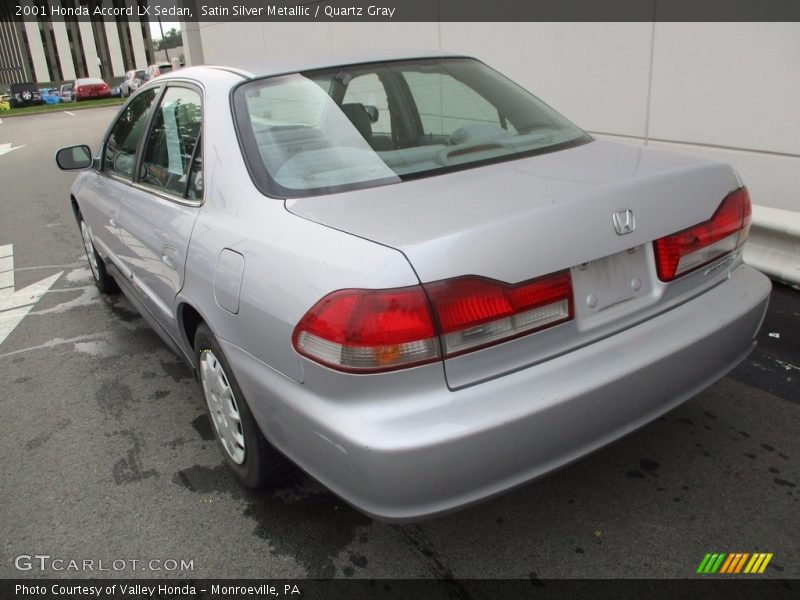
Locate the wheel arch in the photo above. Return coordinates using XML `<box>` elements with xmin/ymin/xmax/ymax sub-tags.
<box><xmin>70</xmin><ymin>195</ymin><xmax>81</xmax><ymax>222</ymax></box>
<box><xmin>177</xmin><ymin>300</ymin><xmax>207</xmax><ymax>363</ymax></box>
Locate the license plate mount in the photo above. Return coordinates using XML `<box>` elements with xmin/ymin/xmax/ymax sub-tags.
<box><xmin>570</xmin><ymin>246</ymin><xmax>649</xmax><ymax>316</ymax></box>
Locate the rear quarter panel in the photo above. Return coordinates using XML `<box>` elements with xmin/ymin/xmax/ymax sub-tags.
<box><xmin>176</xmin><ymin>71</ymin><xmax>421</xmax><ymax>383</ymax></box>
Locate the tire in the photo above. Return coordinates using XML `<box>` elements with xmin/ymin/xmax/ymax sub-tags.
<box><xmin>194</xmin><ymin>323</ymin><xmax>292</xmax><ymax>488</ymax></box>
<box><xmin>78</xmin><ymin>216</ymin><xmax>119</xmax><ymax>294</ymax></box>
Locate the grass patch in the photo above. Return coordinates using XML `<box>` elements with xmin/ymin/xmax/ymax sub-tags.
<box><xmin>0</xmin><ymin>97</ymin><xmax>125</xmax><ymax>118</ymax></box>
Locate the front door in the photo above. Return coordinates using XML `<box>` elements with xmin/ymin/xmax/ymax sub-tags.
<box><xmin>81</xmin><ymin>87</ymin><xmax>161</xmax><ymax>264</ymax></box>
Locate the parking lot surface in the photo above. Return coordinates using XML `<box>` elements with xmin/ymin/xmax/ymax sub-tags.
<box><xmin>1</xmin><ymin>109</ymin><xmax>798</xmax><ymax>579</ymax></box>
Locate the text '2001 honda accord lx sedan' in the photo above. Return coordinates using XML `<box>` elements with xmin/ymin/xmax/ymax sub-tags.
<box><xmin>55</xmin><ymin>52</ymin><xmax>771</xmax><ymax>521</ymax></box>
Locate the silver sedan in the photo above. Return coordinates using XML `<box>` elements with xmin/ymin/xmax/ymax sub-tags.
<box><xmin>56</xmin><ymin>51</ymin><xmax>771</xmax><ymax>521</ymax></box>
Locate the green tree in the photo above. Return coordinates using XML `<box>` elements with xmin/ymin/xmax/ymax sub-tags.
<box><xmin>154</xmin><ymin>28</ymin><xmax>183</xmax><ymax>51</ymax></box>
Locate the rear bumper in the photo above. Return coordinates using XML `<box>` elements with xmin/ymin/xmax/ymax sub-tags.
<box><xmin>223</xmin><ymin>265</ymin><xmax>770</xmax><ymax>521</ymax></box>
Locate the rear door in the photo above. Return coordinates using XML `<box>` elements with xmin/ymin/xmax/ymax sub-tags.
<box><xmin>115</xmin><ymin>83</ymin><xmax>203</xmax><ymax>334</ymax></box>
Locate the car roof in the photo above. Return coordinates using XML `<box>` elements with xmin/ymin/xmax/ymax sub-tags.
<box><xmin>165</xmin><ymin>50</ymin><xmax>471</xmax><ymax>83</ymax></box>
<box><xmin>141</xmin><ymin>51</ymin><xmax>477</xmax><ymax>95</ymax></box>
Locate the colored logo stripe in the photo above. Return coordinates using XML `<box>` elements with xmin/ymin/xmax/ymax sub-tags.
<box><xmin>745</xmin><ymin>553</ymin><xmax>773</xmax><ymax>574</ymax></box>
<box><xmin>719</xmin><ymin>553</ymin><xmax>749</xmax><ymax>573</ymax></box>
<box><xmin>698</xmin><ymin>552</ymin><xmax>773</xmax><ymax>574</ymax></box>
<box><xmin>697</xmin><ymin>553</ymin><xmax>726</xmax><ymax>573</ymax></box>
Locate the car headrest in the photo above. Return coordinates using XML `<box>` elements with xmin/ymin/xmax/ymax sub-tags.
<box><xmin>340</xmin><ymin>103</ymin><xmax>372</xmax><ymax>142</ymax></box>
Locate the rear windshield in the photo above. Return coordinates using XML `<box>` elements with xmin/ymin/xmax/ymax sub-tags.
<box><xmin>233</xmin><ymin>57</ymin><xmax>591</xmax><ymax>198</ymax></box>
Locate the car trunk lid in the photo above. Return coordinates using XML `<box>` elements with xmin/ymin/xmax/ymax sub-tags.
<box><xmin>286</xmin><ymin>139</ymin><xmax>743</xmax><ymax>387</ymax></box>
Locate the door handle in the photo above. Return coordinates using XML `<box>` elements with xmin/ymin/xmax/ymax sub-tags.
<box><xmin>161</xmin><ymin>245</ymin><xmax>177</xmax><ymax>269</ymax></box>
<box><xmin>109</xmin><ymin>210</ymin><xmax>118</xmax><ymax>228</ymax></box>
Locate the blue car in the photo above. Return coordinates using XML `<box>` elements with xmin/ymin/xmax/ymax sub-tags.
<box><xmin>39</xmin><ymin>88</ymin><xmax>61</xmax><ymax>105</ymax></box>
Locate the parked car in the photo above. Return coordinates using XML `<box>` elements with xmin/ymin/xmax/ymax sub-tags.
<box><xmin>74</xmin><ymin>77</ymin><xmax>111</xmax><ymax>101</ymax></box>
<box><xmin>9</xmin><ymin>82</ymin><xmax>42</xmax><ymax>108</ymax></box>
<box><xmin>55</xmin><ymin>53</ymin><xmax>770</xmax><ymax>521</ymax></box>
<box><xmin>144</xmin><ymin>62</ymin><xmax>173</xmax><ymax>81</ymax></box>
<box><xmin>120</xmin><ymin>69</ymin><xmax>146</xmax><ymax>97</ymax></box>
<box><xmin>39</xmin><ymin>88</ymin><xmax>62</xmax><ymax>104</ymax></box>
<box><xmin>59</xmin><ymin>82</ymin><xmax>75</xmax><ymax>102</ymax></box>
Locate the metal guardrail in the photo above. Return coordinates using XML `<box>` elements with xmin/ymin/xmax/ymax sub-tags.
<box><xmin>743</xmin><ymin>205</ymin><xmax>800</xmax><ymax>287</ymax></box>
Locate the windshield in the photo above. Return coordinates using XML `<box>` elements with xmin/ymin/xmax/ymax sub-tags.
<box><xmin>233</xmin><ymin>57</ymin><xmax>591</xmax><ymax>198</ymax></box>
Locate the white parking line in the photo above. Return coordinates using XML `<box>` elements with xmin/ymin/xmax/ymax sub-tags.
<box><xmin>0</xmin><ymin>117</ymin><xmax>3</xmax><ymax>124</ymax></box>
<box><xmin>0</xmin><ymin>245</ymin><xmax>12</xmax><ymax>290</ymax></box>
<box><xmin>64</xmin><ymin>111</ymin><xmax>75</xmax><ymax>116</ymax></box>
<box><xmin>0</xmin><ymin>143</ymin><xmax>24</xmax><ymax>157</ymax></box>
<box><xmin>0</xmin><ymin>244</ymin><xmax>63</xmax><ymax>346</ymax></box>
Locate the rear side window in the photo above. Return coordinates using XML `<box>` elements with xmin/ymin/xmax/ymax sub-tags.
<box><xmin>104</xmin><ymin>88</ymin><xmax>159</xmax><ymax>179</ymax></box>
<box><xmin>405</xmin><ymin>71</ymin><xmax>517</xmax><ymax>138</ymax></box>
<box><xmin>341</xmin><ymin>73</ymin><xmax>393</xmax><ymax>137</ymax></box>
<box><xmin>139</xmin><ymin>86</ymin><xmax>202</xmax><ymax>197</ymax></box>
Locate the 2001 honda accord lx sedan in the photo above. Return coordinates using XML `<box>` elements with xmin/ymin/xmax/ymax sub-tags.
<box><xmin>56</xmin><ymin>51</ymin><xmax>771</xmax><ymax>521</ymax></box>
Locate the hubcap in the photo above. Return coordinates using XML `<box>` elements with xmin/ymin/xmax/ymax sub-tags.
<box><xmin>80</xmin><ymin>221</ymin><xmax>100</xmax><ymax>280</ymax></box>
<box><xmin>199</xmin><ymin>350</ymin><xmax>246</xmax><ymax>464</ymax></box>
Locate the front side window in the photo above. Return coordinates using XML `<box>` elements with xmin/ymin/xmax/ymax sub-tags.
<box><xmin>233</xmin><ymin>57</ymin><xmax>591</xmax><ymax>198</ymax></box>
<box><xmin>104</xmin><ymin>87</ymin><xmax>159</xmax><ymax>179</ymax></box>
<box><xmin>139</xmin><ymin>86</ymin><xmax>202</xmax><ymax>197</ymax></box>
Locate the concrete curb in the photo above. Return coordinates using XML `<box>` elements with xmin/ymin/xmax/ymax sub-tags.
<box><xmin>743</xmin><ymin>205</ymin><xmax>800</xmax><ymax>287</ymax></box>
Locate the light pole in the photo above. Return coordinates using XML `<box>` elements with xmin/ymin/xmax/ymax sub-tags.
<box><xmin>158</xmin><ymin>17</ymin><xmax>170</xmax><ymax>64</ymax></box>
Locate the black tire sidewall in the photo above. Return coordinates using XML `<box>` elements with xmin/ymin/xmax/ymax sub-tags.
<box><xmin>194</xmin><ymin>324</ymin><xmax>273</xmax><ymax>488</ymax></box>
<box><xmin>78</xmin><ymin>216</ymin><xmax>118</xmax><ymax>294</ymax></box>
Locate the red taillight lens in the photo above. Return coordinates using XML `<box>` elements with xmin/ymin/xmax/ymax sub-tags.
<box><xmin>292</xmin><ymin>286</ymin><xmax>440</xmax><ymax>372</ymax></box>
<box><xmin>424</xmin><ymin>271</ymin><xmax>573</xmax><ymax>357</ymax></box>
<box><xmin>653</xmin><ymin>187</ymin><xmax>751</xmax><ymax>282</ymax></box>
<box><xmin>293</xmin><ymin>271</ymin><xmax>574</xmax><ymax>372</ymax></box>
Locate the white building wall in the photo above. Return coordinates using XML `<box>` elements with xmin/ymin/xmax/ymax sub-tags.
<box><xmin>50</xmin><ymin>20</ymin><xmax>76</xmax><ymax>81</ymax></box>
<box><xmin>191</xmin><ymin>22</ymin><xmax>800</xmax><ymax>213</ymax></box>
<box><xmin>125</xmin><ymin>0</ymin><xmax>149</xmax><ymax>69</ymax></box>
<box><xmin>77</xmin><ymin>20</ymin><xmax>102</xmax><ymax>78</ymax></box>
<box><xmin>102</xmin><ymin>0</ymin><xmax>126</xmax><ymax>76</ymax></box>
<box><xmin>21</xmin><ymin>20</ymin><xmax>49</xmax><ymax>82</ymax></box>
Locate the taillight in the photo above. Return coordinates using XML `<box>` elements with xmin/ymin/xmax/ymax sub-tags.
<box><xmin>424</xmin><ymin>272</ymin><xmax>573</xmax><ymax>357</ymax></box>
<box><xmin>653</xmin><ymin>187</ymin><xmax>751</xmax><ymax>282</ymax></box>
<box><xmin>292</xmin><ymin>271</ymin><xmax>574</xmax><ymax>372</ymax></box>
<box><xmin>292</xmin><ymin>286</ymin><xmax>440</xmax><ymax>373</ymax></box>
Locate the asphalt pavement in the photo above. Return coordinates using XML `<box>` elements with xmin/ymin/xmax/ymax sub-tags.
<box><xmin>1</xmin><ymin>108</ymin><xmax>798</xmax><ymax>580</ymax></box>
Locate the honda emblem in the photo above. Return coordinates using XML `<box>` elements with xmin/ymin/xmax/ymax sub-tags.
<box><xmin>612</xmin><ymin>209</ymin><xmax>636</xmax><ymax>235</ymax></box>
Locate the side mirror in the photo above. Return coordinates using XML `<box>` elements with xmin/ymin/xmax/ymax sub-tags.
<box><xmin>55</xmin><ymin>145</ymin><xmax>93</xmax><ymax>170</ymax></box>
<box><xmin>363</xmin><ymin>105</ymin><xmax>379</xmax><ymax>123</ymax></box>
